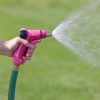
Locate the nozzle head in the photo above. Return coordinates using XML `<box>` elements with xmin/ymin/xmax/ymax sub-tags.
<box><xmin>47</xmin><ymin>32</ymin><xmax>52</xmax><ymax>37</ymax></box>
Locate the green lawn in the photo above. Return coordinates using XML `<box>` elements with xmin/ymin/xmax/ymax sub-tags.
<box><xmin>0</xmin><ymin>0</ymin><xmax>100</xmax><ymax>100</ymax></box>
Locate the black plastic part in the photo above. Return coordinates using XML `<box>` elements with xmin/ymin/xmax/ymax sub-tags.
<box><xmin>20</xmin><ymin>30</ymin><xmax>28</xmax><ymax>39</ymax></box>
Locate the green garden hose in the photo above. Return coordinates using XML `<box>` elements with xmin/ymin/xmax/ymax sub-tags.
<box><xmin>8</xmin><ymin>66</ymin><xmax>19</xmax><ymax>100</ymax></box>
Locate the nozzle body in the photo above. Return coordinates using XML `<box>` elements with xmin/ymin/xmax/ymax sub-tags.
<box><xmin>13</xmin><ymin>28</ymin><xmax>52</xmax><ymax>65</ymax></box>
<box><xmin>20</xmin><ymin>29</ymin><xmax>48</xmax><ymax>40</ymax></box>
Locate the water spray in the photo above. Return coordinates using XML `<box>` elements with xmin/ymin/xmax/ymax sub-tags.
<box><xmin>8</xmin><ymin>28</ymin><xmax>52</xmax><ymax>100</ymax></box>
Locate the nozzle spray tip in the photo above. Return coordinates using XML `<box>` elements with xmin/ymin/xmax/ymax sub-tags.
<box><xmin>47</xmin><ymin>32</ymin><xmax>52</xmax><ymax>37</ymax></box>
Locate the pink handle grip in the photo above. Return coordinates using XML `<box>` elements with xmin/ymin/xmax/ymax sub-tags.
<box><xmin>13</xmin><ymin>44</ymin><xmax>28</xmax><ymax>65</ymax></box>
<box><xmin>13</xmin><ymin>40</ymin><xmax>41</xmax><ymax>65</ymax></box>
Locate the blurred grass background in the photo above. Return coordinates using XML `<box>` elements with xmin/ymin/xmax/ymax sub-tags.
<box><xmin>0</xmin><ymin>0</ymin><xmax>100</xmax><ymax>100</ymax></box>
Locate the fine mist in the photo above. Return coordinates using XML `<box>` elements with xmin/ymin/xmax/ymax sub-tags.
<box><xmin>53</xmin><ymin>0</ymin><xmax>100</xmax><ymax>67</ymax></box>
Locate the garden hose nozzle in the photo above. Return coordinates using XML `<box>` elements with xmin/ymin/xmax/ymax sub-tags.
<box><xmin>13</xmin><ymin>28</ymin><xmax>52</xmax><ymax>66</ymax></box>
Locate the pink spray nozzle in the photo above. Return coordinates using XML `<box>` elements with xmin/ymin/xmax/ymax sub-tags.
<box><xmin>13</xmin><ymin>28</ymin><xmax>52</xmax><ymax>65</ymax></box>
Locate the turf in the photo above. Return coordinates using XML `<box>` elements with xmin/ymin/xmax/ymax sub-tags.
<box><xmin>0</xmin><ymin>0</ymin><xmax>100</xmax><ymax>100</ymax></box>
